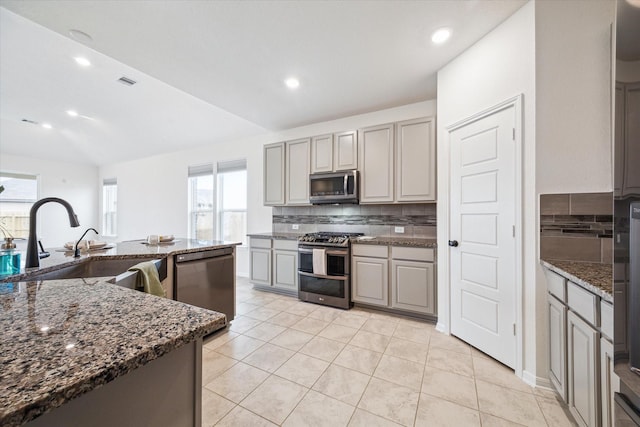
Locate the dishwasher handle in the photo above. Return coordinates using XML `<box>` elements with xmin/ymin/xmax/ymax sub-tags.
<box><xmin>175</xmin><ymin>247</ymin><xmax>234</xmax><ymax>263</ymax></box>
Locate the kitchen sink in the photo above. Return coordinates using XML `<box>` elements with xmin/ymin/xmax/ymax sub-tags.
<box><xmin>3</xmin><ymin>257</ymin><xmax>167</xmax><ymax>290</ymax></box>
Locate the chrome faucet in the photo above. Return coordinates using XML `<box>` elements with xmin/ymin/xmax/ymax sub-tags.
<box><xmin>74</xmin><ymin>228</ymin><xmax>98</xmax><ymax>258</ymax></box>
<box><xmin>26</xmin><ymin>197</ymin><xmax>80</xmax><ymax>268</ymax></box>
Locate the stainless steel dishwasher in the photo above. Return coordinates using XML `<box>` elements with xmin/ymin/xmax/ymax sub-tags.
<box><xmin>174</xmin><ymin>247</ymin><xmax>235</xmax><ymax>321</ymax></box>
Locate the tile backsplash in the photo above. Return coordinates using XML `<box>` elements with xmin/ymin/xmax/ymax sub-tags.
<box><xmin>272</xmin><ymin>204</ymin><xmax>437</xmax><ymax>238</ymax></box>
<box><xmin>540</xmin><ymin>192</ymin><xmax>613</xmax><ymax>263</ymax></box>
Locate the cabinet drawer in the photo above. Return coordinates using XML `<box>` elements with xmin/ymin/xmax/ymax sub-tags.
<box><xmin>391</xmin><ymin>246</ymin><xmax>434</xmax><ymax>262</ymax></box>
<box><xmin>352</xmin><ymin>244</ymin><xmax>388</xmax><ymax>258</ymax></box>
<box><xmin>601</xmin><ymin>300</ymin><xmax>613</xmax><ymax>341</ymax></box>
<box><xmin>273</xmin><ymin>239</ymin><xmax>298</xmax><ymax>251</ymax></box>
<box><xmin>250</xmin><ymin>238</ymin><xmax>272</xmax><ymax>249</ymax></box>
<box><xmin>567</xmin><ymin>281</ymin><xmax>598</xmax><ymax>326</ymax></box>
<box><xmin>544</xmin><ymin>269</ymin><xmax>566</xmax><ymax>302</ymax></box>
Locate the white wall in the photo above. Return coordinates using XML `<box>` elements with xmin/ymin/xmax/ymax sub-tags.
<box><xmin>0</xmin><ymin>153</ymin><xmax>99</xmax><ymax>248</ymax></box>
<box><xmin>436</xmin><ymin>0</ymin><xmax>536</xmax><ymax>381</ymax></box>
<box><xmin>99</xmin><ymin>100</ymin><xmax>436</xmax><ymax>276</ymax></box>
<box><xmin>437</xmin><ymin>0</ymin><xmax>614</xmax><ymax>387</ymax></box>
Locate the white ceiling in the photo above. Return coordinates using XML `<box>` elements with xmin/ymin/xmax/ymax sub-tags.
<box><xmin>0</xmin><ymin>0</ymin><xmax>527</xmax><ymax>166</ymax></box>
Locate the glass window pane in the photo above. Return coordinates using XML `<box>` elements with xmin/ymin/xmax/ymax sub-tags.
<box><xmin>0</xmin><ymin>173</ymin><xmax>38</xmax><ymax>239</ymax></box>
<box><xmin>188</xmin><ymin>170</ymin><xmax>214</xmax><ymax>240</ymax></box>
<box><xmin>102</xmin><ymin>182</ymin><xmax>117</xmax><ymax>236</ymax></box>
<box><xmin>217</xmin><ymin>167</ymin><xmax>247</xmax><ymax>245</ymax></box>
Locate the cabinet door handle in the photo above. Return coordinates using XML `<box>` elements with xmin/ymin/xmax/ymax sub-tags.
<box><xmin>448</xmin><ymin>240</ymin><xmax>459</xmax><ymax>247</ymax></box>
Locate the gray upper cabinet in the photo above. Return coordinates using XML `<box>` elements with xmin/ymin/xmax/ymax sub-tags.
<box><xmin>286</xmin><ymin>138</ymin><xmax>311</xmax><ymax>205</ymax></box>
<box><xmin>359</xmin><ymin>123</ymin><xmax>395</xmax><ymax>203</ymax></box>
<box><xmin>311</xmin><ymin>131</ymin><xmax>358</xmax><ymax>173</ymax></box>
<box><xmin>263</xmin><ymin>142</ymin><xmax>285</xmax><ymax>206</ymax></box>
<box><xmin>623</xmin><ymin>82</ymin><xmax>640</xmax><ymax>196</ymax></box>
<box><xmin>311</xmin><ymin>134</ymin><xmax>334</xmax><ymax>173</ymax></box>
<box><xmin>395</xmin><ymin>117</ymin><xmax>436</xmax><ymax>202</ymax></box>
<box><xmin>334</xmin><ymin>130</ymin><xmax>358</xmax><ymax>171</ymax></box>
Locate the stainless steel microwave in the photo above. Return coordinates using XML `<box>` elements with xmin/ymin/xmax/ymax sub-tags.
<box><xmin>309</xmin><ymin>170</ymin><xmax>359</xmax><ymax>204</ymax></box>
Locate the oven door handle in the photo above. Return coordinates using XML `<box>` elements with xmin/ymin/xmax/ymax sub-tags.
<box><xmin>298</xmin><ymin>248</ymin><xmax>347</xmax><ymax>256</ymax></box>
<box><xmin>298</xmin><ymin>270</ymin><xmax>347</xmax><ymax>281</ymax></box>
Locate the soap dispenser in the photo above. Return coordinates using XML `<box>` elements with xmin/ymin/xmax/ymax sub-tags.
<box><xmin>0</xmin><ymin>236</ymin><xmax>21</xmax><ymax>276</ymax></box>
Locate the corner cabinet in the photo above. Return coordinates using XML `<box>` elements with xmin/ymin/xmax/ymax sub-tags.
<box><xmin>263</xmin><ymin>142</ymin><xmax>285</xmax><ymax>206</ymax></box>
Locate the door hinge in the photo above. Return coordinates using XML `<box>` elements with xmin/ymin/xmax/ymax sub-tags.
<box><xmin>513</xmin><ymin>323</ymin><xmax>516</xmax><ymax>335</ymax></box>
<box><xmin>512</xmin><ymin>225</ymin><xmax>515</xmax><ymax>237</ymax></box>
<box><xmin>512</xmin><ymin>128</ymin><xmax>516</xmax><ymax>140</ymax></box>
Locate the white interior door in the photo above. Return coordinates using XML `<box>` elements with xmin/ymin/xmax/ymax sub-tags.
<box><xmin>449</xmin><ymin>104</ymin><xmax>517</xmax><ymax>368</ymax></box>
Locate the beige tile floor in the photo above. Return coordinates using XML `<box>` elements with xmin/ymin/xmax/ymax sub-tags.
<box><xmin>201</xmin><ymin>277</ymin><xmax>577</xmax><ymax>427</ymax></box>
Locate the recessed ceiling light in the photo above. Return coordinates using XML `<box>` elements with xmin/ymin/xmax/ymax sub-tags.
<box><xmin>431</xmin><ymin>28</ymin><xmax>451</xmax><ymax>45</ymax></box>
<box><xmin>285</xmin><ymin>77</ymin><xmax>300</xmax><ymax>89</ymax></box>
<box><xmin>68</xmin><ymin>29</ymin><xmax>93</xmax><ymax>43</ymax></box>
<box><xmin>74</xmin><ymin>57</ymin><xmax>91</xmax><ymax>67</ymax></box>
<box><xmin>41</xmin><ymin>123</ymin><xmax>52</xmax><ymax>129</ymax></box>
<box><xmin>67</xmin><ymin>110</ymin><xmax>79</xmax><ymax>117</ymax></box>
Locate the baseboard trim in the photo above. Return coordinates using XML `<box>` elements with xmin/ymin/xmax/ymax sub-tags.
<box><xmin>522</xmin><ymin>370</ymin><xmax>553</xmax><ymax>389</ymax></box>
<box><xmin>435</xmin><ymin>322</ymin><xmax>448</xmax><ymax>334</ymax></box>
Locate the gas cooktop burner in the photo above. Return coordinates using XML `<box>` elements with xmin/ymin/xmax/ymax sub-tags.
<box><xmin>298</xmin><ymin>232</ymin><xmax>364</xmax><ymax>247</ymax></box>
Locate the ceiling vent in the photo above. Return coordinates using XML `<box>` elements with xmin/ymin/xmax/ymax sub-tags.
<box><xmin>21</xmin><ymin>118</ymin><xmax>39</xmax><ymax>125</ymax></box>
<box><xmin>117</xmin><ymin>76</ymin><xmax>137</xmax><ymax>86</ymax></box>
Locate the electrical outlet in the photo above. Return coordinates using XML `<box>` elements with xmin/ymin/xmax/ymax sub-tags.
<box><xmin>292</xmin><ymin>224</ymin><xmax>299</xmax><ymax>230</ymax></box>
<box><xmin>394</xmin><ymin>226</ymin><xmax>405</xmax><ymax>234</ymax></box>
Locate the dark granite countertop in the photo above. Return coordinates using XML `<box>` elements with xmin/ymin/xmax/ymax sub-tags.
<box><xmin>0</xmin><ymin>239</ymin><xmax>234</xmax><ymax>426</ymax></box>
<box><xmin>351</xmin><ymin>236</ymin><xmax>437</xmax><ymax>248</ymax></box>
<box><xmin>541</xmin><ymin>259</ymin><xmax>612</xmax><ymax>303</ymax></box>
<box><xmin>247</xmin><ymin>232</ymin><xmax>301</xmax><ymax>240</ymax></box>
<box><xmin>2</xmin><ymin>239</ymin><xmax>240</xmax><ymax>283</ymax></box>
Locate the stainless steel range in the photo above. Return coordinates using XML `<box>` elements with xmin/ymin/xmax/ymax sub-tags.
<box><xmin>297</xmin><ymin>232</ymin><xmax>363</xmax><ymax>309</ymax></box>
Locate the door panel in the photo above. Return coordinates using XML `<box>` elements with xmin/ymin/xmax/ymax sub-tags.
<box><xmin>450</xmin><ymin>104</ymin><xmax>517</xmax><ymax>368</ymax></box>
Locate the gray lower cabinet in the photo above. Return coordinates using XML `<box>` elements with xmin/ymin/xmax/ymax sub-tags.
<box><xmin>548</xmin><ymin>294</ymin><xmax>567</xmax><ymax>401</ymax></box>
<box><xmin>544</xmin><ymin>267</ymin><xmax>614</xmax><ymax>427</ymax></box>
<box><xmin>600</xmin><ymin>337</ymin><xmax>615</xmax><ymax>427</ymax></box>
<box><xmin>249</xmin><ymin>247</ymin><xmax>271</xmax><ymax>286</ymax></box>
<box><xmin>249</xmin><ymin>237</ymin><xmax>298</xmax><ymax>295</ymax></box>
<box><xmin>567</xmin><ymin>310</ymin><xmax>600</xmax><ymax>427</ymax></box>
<box><xmin>352</xmin><ymin>244</ymin><xmax>436</xmax><ymax>316</ymax></box>
<box><xmin>391</xmin><ymin>260</ymin><xmax>435</xmax><ymax>315</ymax></box>
<box><xmin>352</xmin><ymin>255</ymin><xmax>389</xmax><ymax>306</ymax></box>
<box><xmin>273</xmin><ymin>248</ymin><xmax>298</xmax><ymax>292</ymax></box>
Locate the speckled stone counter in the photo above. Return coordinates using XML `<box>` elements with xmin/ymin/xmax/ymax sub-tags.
<box><xmin>0</xmin><ymin>277</ymin><xmax>226</xmax><ymax>427</ymax></box>
<box><xmin>247</xmin><ymin>232</ymin><xmax>301</xmax><ymax>240</ymax></box>
<box><xmin>0</xmin><ymin>238</ymin><xmax>236</xmax><ymax>426</ymax></box>
<box><xmin>541</xmin><ymin>259</ymin><xmax>612</xmax><ymax>303</ymax></box>
<box><xmin>351</xmin><ymin>236</ymin><xmax>437</xmax><ymax>248</ymax></box>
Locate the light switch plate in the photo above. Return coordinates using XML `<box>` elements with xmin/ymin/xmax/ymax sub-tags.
<box><xmin>292</xmin><ymin>224</ymin><xmax>299</xmax><ymax>230</ymax></box>
<box><xmin>394</xmin><ymin>226</ymin><xmax>405</xmax><ymax>233</ymax></box>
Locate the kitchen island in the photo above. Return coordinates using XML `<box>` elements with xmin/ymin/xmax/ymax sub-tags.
<box><xmin>0</xmin><ymin>238</ymin><xmax>238</xmax><ymax>427</ymax></box>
